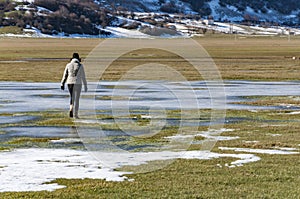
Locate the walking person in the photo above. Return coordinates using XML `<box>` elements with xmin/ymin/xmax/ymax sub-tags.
<box><xmin>61</xmin><ymin>53</ymin><xmax>87</xmax><ymax>118</ymax></box>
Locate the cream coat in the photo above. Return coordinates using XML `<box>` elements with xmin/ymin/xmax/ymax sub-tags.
<box><xmin>61</xmin><ymin>58</ymin><xmax>87</xmax><ymax>86</ymax></box>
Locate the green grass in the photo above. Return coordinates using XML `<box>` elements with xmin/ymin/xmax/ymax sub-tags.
<box><xmin>1</xmin><ymin>108</ymin><xmax>300</xmax><ymax>198</ymax></box>
<box><xmin>7</xmin><ymin>137</ymin><xmax>53</xmax><ymax>144</ymax></box>
<box><xmin>1</xmin><ymin>156</ymin><xmax>299</xmax><ymax>198</ymax></box>
<box><xmin>0</xmin><ymin>146</ymin><xmax>9</xmax><ymax>151</ymax></box>
<box><xmin>3</xmin><ymin>137</ymin><xmax>58</xmax><ymax>149</ymax></box>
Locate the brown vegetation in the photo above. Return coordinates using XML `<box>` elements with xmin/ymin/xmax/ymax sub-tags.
<box><xmin>0</xmin><ymin>0</ymin><xmax>113</xmax><ymax>35</ymax></box>
<box><xmin>1</xmin><ymin>36</ymin><xmax>300</xmax><ymax>82</ymax></box>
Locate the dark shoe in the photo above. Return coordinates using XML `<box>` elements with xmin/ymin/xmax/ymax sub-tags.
<box><xmin>74</xmin><ymin>111</ymin><xmax>79</xmax><ymax>119</ymax></box>
<box><xmin>69</xmin><ymin>110</ymin><xmax>73</xmax><ymax>118</ymax></box>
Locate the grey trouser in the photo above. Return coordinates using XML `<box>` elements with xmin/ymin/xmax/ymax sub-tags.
<box><xmin>68</xmin><ymin>84</ymin><xmax>82</xmax><ymax>114</ymax></box>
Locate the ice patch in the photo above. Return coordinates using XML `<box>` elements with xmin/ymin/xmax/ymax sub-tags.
<box><xmin>0</xmin><ymin>115</ymin><xmax>38</xmax><ymax>125</ymax></box>
<box><xmin>1</xmin><ymin>81</ymin><xmax>300</xmax><ymax>113</ymax></box>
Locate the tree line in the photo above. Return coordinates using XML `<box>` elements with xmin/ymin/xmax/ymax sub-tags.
<box><xmin>220</xmin><ymin>0</ymin><xmax>300</xmax><ymax>15</ymax></box>
<box><xmin>0</xmin><ymin>0</ymin><xmax>113</xmax><ymax>35</ymax></box>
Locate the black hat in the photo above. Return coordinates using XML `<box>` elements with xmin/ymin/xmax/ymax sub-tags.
<box><xmin>72</xmin><ymin>53</ymin><xmax>81</xmax><ymax>62</ymax></box>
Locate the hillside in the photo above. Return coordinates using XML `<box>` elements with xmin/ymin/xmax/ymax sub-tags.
<box><xmin>100</xmin><ymin>0</ymin><xmax>300</xmax><ymax>23</ymax></box>
<box><xmin>0</xmin><ymin>0</ymin><xmax>113</xmax><ymax>36</ymax></box>
<box><xmin>0</xmin><ymin>0</ymin><xmax>300</xmax><ymax>37</ymax></box>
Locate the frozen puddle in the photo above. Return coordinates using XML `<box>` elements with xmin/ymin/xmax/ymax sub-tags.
<box><xmin>1</xmin><ymin>146</ymin><xmax>299</xmax><ymax>192</ymax></box>
<box><xmin>0</xmin><ymin>115</ymin><xmax>38</xmax><ymax>124</ymax></box>
<box><xmin>1</xmin><ymin>81</ymin><xmax>300</xmax><ymax>192</ymax></box>
<box><xmin>1</xmin><ymin>127</ymin><xmax>78</xmax><ymax>139</ymax></box>
<box><xmin>1</xmin><ymin>81</ymin><xmax>300</xmax><ymax>113</ymax></box>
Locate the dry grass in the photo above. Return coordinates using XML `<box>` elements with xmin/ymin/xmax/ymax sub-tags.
<box><xmin>1</xmin><ymin>36</ymin><xmax>300</xmax><ymax>198</ymax></box>
<box><xmin>1</xmin><ymin>109</ymin><xmax>300</xmax><ymax>198</ymax></box>
<box><xmin>197</xmin><ymin>36</ymin><xmax>300</xmax><ymax>80</ymax></box>
<box><xmin>1</xmin><ymin>36</ymin><xmax>300</xmax><ymax>81</ymax></box>
<box><xmin>0</xmin><ymin>38</ymin><xmax>101</xmax><ymax>82</ymax></box>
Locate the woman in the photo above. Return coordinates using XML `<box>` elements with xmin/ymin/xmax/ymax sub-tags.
<box><xmin>61</xmin><ymin>53</ymin><xmax>87</xmax><ymax>118</ymax></box>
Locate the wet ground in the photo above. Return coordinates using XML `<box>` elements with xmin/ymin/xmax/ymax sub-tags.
<box><xmin>1</xmin><ymin>81</ymin><xmax>300</xmax><ymax>113</ymax></box>
<box><xmin>0</xmin><ymin>81</ymin><xmax>298</xmax><ymax>138</ymax></box>
<box><xmin>0</xmin><ymin>81</ymin><xmax>300</xmax><ymax>192</ymax></box>
<box><xmin>1</xmin><ymin>80</ymin><xmax>300</xmax><ymax>149</ymax></box>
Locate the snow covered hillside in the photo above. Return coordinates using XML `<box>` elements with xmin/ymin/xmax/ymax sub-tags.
<box><xmin>1</xmin><ymin>0</ymin><xmax>300</xmax><ymax>38</ymax></box>
<box><xmin>11</xmin><ymin>0</ymin><xmax>300</xmax><ymax>24</ymax></box>
<box><xmin>99</xmin><ymin>0</ymin><xmax>300</xmax><ymax>24</ymax></box>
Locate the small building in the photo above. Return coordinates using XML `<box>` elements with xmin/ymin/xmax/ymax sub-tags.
<box><xmin>203</xmin><ymin>16</ymin><xmax>214</xmax><ymax>25</ymax></box>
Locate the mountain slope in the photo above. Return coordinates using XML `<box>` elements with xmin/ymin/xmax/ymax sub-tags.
<box><xmin>98</xmin><ymin>0</ymin><xmax>300</xmax><ymax>23</ymax></box>
<box><xmin>1</xmin><ymin>0</ymin><xmax>113</xmax><ymax>35</ymax></box>
<box><xmin>1</xmin><ymin>0</ymin><xmax>300</xmax><ymax>38</ymax></box>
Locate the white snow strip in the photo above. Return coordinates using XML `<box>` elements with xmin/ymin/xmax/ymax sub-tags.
<box><xmin>267</xmin><ymin>133</ymin><xmax>282</xmax><ymax>137</ymax></box>
<box><xmin>287</xmin><ymin>111</ymin><xmax>300</xmax><ymax>115</ymax></box>
<box><xmin>105</xmin><ymin>27</ymin><xmax>150</xmax><ymax>38</ymax></box>
<box><xmin>166</xmin><ymin>134</ymin><xmax>194</xmax><ymax>140</ymax></box>
<box><xmin>50</xmin><ymin>138</ymin><xmax>82</xmax><ymax>144</ymax></box>
<box><xmin>37</xmin><ymin>6</ymin><xmax>53</xmax><ymax>13</ymax></box>
<box><xmin>195</xmin><ymin>128</ymin><xmax>238</xmax><ymax>141</ymax></box>
<box><xmin>219</xmin><ymin>147</ymin><xmax>299</xmax><ymax>155</ymax></box>
<box><xmin>0</xmin><ymin>148</ymin><xmax>261</xmax><ymax>192</ymax></box>
<box><xmin>14</xmin><ymin>0</ymin><xmax>35</xmax><ymax>3</ymax></box>
<box><xmin>166</xmin><ymin>128</ymin><xmax>238</xmax><ymax>141</ymax></box>
<box><xmin>243</xmin><ymin>140</ymin><xmax>259</xmax><ymax>144</ymax></box>
<box><xmin>274</xmin><ymin>147</ymin><xmax>298</xmax><ymax>151</ymax></box>
<box><xmin>0</xmin><ymin>148</ymin><xmax>128</xmax><ymax>192</ymax></box>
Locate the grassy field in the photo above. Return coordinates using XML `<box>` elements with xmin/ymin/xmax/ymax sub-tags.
<box><xmin>0</xmin><ymin>36</ymin><xmax>300</xmax><ymax>198</ymax></box>
<box><xmin>0</xmin><ymin>38</ymin><xmax>97</xmax><ymax>82</ymax></box>
<box><xmin>0</xmin><ymin>109</ymin><xmax>299</xmax><ymax>198</ymax></box>
<box><xmin>1</xmin><ymin>36</ymin><xmax>300</xmax><ymax>81</ymax></box>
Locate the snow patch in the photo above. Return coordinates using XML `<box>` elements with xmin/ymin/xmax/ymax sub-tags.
<box><xmin>166</xmin><ymin>128</ymin><xmax>238</xmax><ymax>142</ymax></box>
<box><xmin>196</xmin><ymin>128</ymin><xmax>238</xmax><ymax>141</ymax></box>
<box><xmin>267</xmin><ymin>133</ymin><xmax>282</xmax><ymax>137</ymax></box>
<box><xmin>0</xmin><ymin>148</ymin><xmax>129</xmax><ymax>192</ymax></box>
<box><xmin>0</xmin><ymin>148</ymin><xmax>262</xmax><ymax>192</ymax></box>
<box><xmin>287</xmin><ymin>111</ymin><xmax>300</xmax><ymax>115</ymax></box>
<box><xmin>104</xmin><ymin>27</ymin><xmax>150</xmax><ymax>38</ymax></box>
<box><xmin>243</xmin><ymin>140</ymin><xmax>259</xmax><ymax>144</ymax></box>
<box><xmin>14</xmin><ymin>0</ymin><xmax>35</xmax><ymax>3</ymax></box>
<box><xmin>50</xmin><ymin>138</ymin><xmax>83</xmax><ymax>144</ymax></box>
<box><xmin>219</xmin><ymin>147</ymin><xmax>299</xmax><ymax>155</ymax></box>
